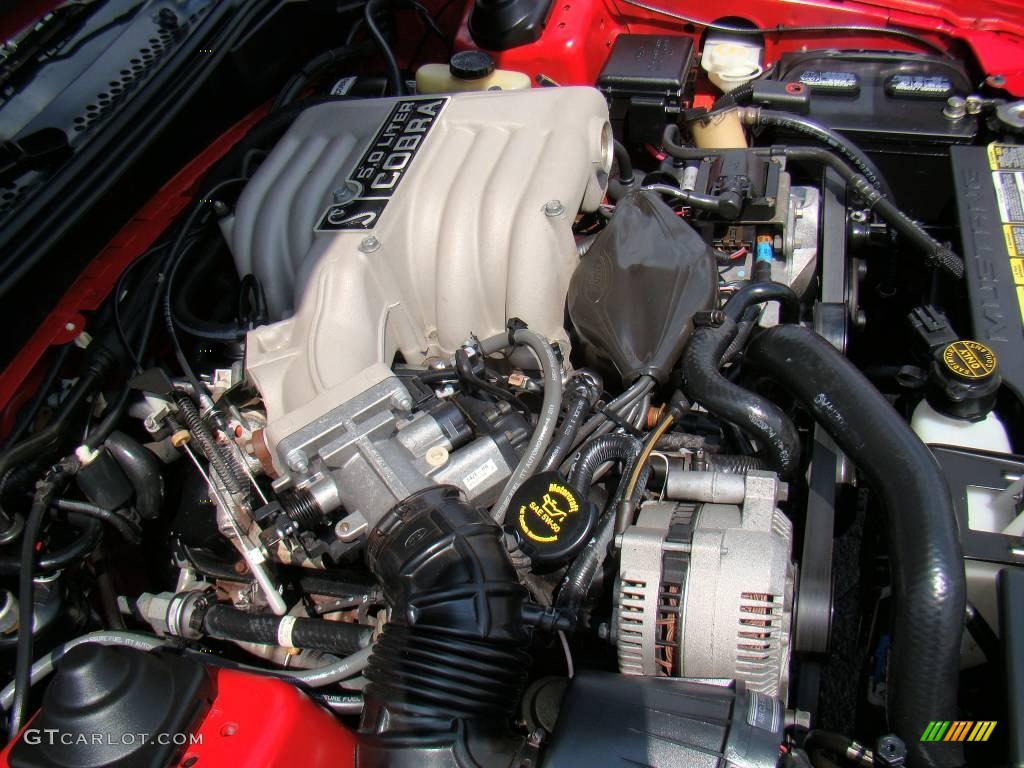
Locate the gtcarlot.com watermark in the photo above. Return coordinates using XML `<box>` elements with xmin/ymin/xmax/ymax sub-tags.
<box><xmin>22</xmin><ymin>729</ymin><xmax>203</xmax><ymax>747</ymax></box>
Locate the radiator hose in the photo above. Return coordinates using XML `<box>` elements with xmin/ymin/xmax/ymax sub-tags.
<box><xmin>681</xmin><ymin>315</ymin><xmax>801</xmax><ymax>478</ymax></box>
<box><xmin>358</xmin><ymin>486</ymin><xmax>532</xmax><ymax>767</ymax></box>
<box><xmin>745</xmin><ymin>324</ymin><xmax>965</xmax><ymax>768</ymax></box>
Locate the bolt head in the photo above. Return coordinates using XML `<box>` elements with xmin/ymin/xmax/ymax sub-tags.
<box><xmin>286</xmin><ymin>450</ymin><xmax>309</xmax><ymax>474</ymax></box>
<box><xmin>359</xmin><ymin>235</ymin><xmax>381</xmax><ymax>253</ymax></box>
<box><xmin>943</xmin><ymin>96</ymin><xmax>967</xmax><ymax>120</ymax></box>
<box><xmin>543</xmin><ymin>200</ymin><xmax>564</xmax><ymax>217</ymax></box>
<box><xmin>333</xmin><ymin>180</ymin><xmax>361</xmax><ymax>204</ymax></box>
<box><xmin>390</xmin><ymin>391</ymin><xmax>413</xmax><ymax>412</ymax></box>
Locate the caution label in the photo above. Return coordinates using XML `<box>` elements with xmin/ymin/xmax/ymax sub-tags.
<box><xmin>994</xmin><ymin>172</ymin><xmax>1024</xmax><ymax>223</ymax></box>
<box><xmin>1006</xmin><ymin>224</ymin><xmax>1024</xmax><ymax>259</ymax></box>
<box><xmin>989</xmin><ymin>143</ymin><xmax>1024</xmax><ymax>171</ymax></box>
<box><xmin>989</xmin><ymin>145</ymin><xmax>1024</xmax><ymax>321</ymax></box>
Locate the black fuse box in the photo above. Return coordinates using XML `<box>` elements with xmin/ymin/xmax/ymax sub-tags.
<box><xmin>597</xmin><ymin>35</ymin><xmax>694</xmax><ymax>146</ymax></box>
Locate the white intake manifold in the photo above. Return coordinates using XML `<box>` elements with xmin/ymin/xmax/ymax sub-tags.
<box><xmin>224</xmin><ymin>87</ymin><xmax>612</xmax><ymax>466</ymax></box>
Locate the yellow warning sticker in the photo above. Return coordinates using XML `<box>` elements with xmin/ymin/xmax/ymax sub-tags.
<box><xmin>1007</xmin><ymin>224</ymin><xmax>1024</xmax><ymax>258</ymax></box>
<box><xmin>942</xmin><ymin>340</ymin><xmax>998</xmax><ymax>380</ymax></box>
<box><xmin>989</xmin><ymin>143</ymin><xmax>1024</xmax><ymax>171</ymax></box>
<box><xmin>1012</xmin><ymin>258</ymin><xmax>1024</xmax><ymax>285</ymax></box>
<box><xmin>1018</xmin><ymin>287</ymin><xmax>1024</xmax><ymax>326</ymax></box>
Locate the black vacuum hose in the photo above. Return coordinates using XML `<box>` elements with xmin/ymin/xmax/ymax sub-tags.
<box><xmin>0</xmin><ymin>514</ymin><xmax>103</xmax><ymax>576</ymax></box>
<box><xmin>745</xmin><ymin>324</ymin><xmax>965</xmax><ymax>768</ymax></box>
<box><xmin>539</xmin><ymin>374</ymin><xmax>601</xmax><ymax>473</ymax></box>
<box><xmin>750</xmin><ymin>109</ymin><xmax>893</xmax><ymax>199</ymax></box>
<box><xmin>712</xmin><ymin>81</ymin><xmax>756</xmax><ymax>110</ymax></box>
<box><xmin>201</xmin><ymin>603</ymin><xmax>373</xmax><ymax>656</ymax></box>
<box><xmin>557</xmin><ymin>435</ymin><xmax>646</xmax><ymax>624</ymax></box>
<box><xmin>681</xmin><ymin>317</ymin><xmax>800</xmax><ymax>478</ymax></box>
<box><xmin>566</xmin><ymin>434</ymin><xmax>643</xmax><ymax>494</ymax></box>
<box><xmin>761</xmin><ymin>145</ymin><xmax>964</xmax><ymax>279</ymax></box>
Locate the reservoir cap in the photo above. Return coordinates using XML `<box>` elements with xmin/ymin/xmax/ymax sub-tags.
<box><xmin>506</xmin><ymin>472</ymin><xmax>597</xmax><ymax>567</ymax></box>
<box><xmin>450</xmin><ymin>50</ymin><xmax>495</xmax><ymax>80</ymax></box>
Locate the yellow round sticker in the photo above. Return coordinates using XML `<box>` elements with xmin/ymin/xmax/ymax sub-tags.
<box><xmin>517</xmin><ymin>481</ymin><xmax>581</xmax><ymax>544</ymax></box>
<box><xmin>942</xmin><ymin>340</ymin><xmax>998</xmax><ymax>380</ymax></box>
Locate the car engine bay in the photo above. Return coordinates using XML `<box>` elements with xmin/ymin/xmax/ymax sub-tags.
<box><xmin>1</xmin><ymin>0</ymin><xmax>1023</xmax><ymax>766</ymax></box>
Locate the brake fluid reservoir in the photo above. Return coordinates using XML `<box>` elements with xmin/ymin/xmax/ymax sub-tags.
<box><xmin>701</xmin><ymin>35</ymin><xmax>763</xmax><ymax>93</ymax></box>
<box><xmin>416</xmin><ymin>50</ymin><xmax>531</xmax><ymax>94</ymax></box>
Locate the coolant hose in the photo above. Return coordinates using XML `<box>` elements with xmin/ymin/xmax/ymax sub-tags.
<box><xmin>490</xmin><ymin>329</ymin><xmax>562</xmax><ymax>523</ymax></box>
<box><xmin>359</xmin><ymin>486</ymin><xmax>531</xmax><ymax>765</ymax></box>
<box><xmin>724</xmin><ymin>281</ymin><xmax>800</xmax><ymax>324</ymax></box>
<box><xmin>745</xmin><ymin>324</ymin><xmax>965</xmax><ymax>768</ymax></box>
<box><xmin>104</xmin><ymin>431</ymin><xmax>164</xmax><ymax>521</ymax></box>
<box><xmin>681</xmin><ymin>317</ymin><xmax>800</xmax><ymax>478</ymax></box>
<box><xmin>539</xmin><ymin>373</ymin><xmax>601</xmax><ymax>473</ymax></box>
<box><xmin>200</xmin><ymin>603</ymin><xmax>373</xmax><ymax>656</ymax></box>
<box><xmin>706</xmin><ymin>454</ymin><xmax>767</xmax><ymax>473</ymax></box>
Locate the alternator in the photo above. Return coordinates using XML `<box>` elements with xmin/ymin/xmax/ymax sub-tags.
<box><xmin>615</xmin><ymin>471</ymin><xmax>795</xmax><ymax>700</ymax></box>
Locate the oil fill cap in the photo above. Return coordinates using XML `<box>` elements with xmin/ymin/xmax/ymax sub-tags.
<box><xmin>450</xmin><ymin>50</ymin><xmax>496</xmax><ymax>80</ymax></box>
<box><xmin>506</xmin><ymin>472</ymin><xmax>597</xmax><ymax>568</ymax></box>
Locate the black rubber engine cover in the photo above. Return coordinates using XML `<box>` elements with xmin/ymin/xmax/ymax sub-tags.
<box><xmin>568</xmin><ymin>190</ymin><xmax>718</xmax><ymax>384</ymax></box>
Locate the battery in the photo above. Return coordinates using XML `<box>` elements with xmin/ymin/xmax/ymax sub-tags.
<box><xmin>950</xmin><ymin>144</ymin><xmax>1024</xmax><ymax>404</ymax></box>
<box><xmin>777</xmin><ymin>51</ymin><xmax>975</xmax><ymax>145</ymax></box>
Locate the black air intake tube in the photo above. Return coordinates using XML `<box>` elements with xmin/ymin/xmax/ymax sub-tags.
<box><xmin>358</xmin><ymin>486</ymin><xmax>531</xmax><ymax>768</ymax></box>
<box><xmin>745</xmin><ymin>325</ymin><xmax>965</xmax><ymax>768</ymax></box>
